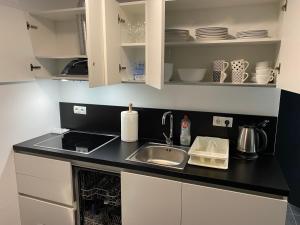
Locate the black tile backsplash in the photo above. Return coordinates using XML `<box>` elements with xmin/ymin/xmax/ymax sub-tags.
<box><xmin>60</xmin><ymin>102</ymin><xmax>277</xmax><ymax>154</ymax></box>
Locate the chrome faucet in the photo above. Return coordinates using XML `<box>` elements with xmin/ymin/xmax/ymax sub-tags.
<box><xmin>162</xmin><ymin>111</ymin><xmax>173</xmax><ymax>145</ymax></box>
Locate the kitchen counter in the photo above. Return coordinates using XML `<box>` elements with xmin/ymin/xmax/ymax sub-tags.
<box><xmin>13</xmin><ymin>133</ymin><xmax>289</xmax><ymax>196</ymax></box>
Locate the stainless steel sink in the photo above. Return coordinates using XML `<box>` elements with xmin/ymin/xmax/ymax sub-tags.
<box><xmin>126</xmin><ymin>143</ymin><xmax>189</xmax><ymax>170</ymax></box>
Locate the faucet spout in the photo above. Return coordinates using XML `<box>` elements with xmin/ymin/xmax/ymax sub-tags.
<box><xmin>162</xmin><ymin>111</ymin><xmax>173</xmax><ymax>145</ymax></box>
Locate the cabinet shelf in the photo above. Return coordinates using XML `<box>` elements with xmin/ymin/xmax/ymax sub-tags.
<box><xmin>166</xmin><ymin>0</ymin><xmax>281</xmax><ymax>11</ymax></box>
<box><xmin>121</xmin><ymin>43</ymin><xmax>146</xmax><ymax>48</ymax></box>
<box><xmin>36</xmin><ymin>75</ymin><xmax>88</xmax><ymax>81</ymax></box>
<box><xmin>165</xmin><ymin>81</ymin><xmax>276</xmax><ymax>88</ymax></box>
<box><xmin>36</xmin><ymin>55</ymin><xmax>87</xmax><ymax>59</ymax></box>
<box><xmin>30</xmin><ymin>7</ymin><xmax>85</xmax><ymax>21</ymax></box>
<box><xmin>166</xmin><ymin>38</ymin><xmax>281</xmax><ymax>47</ymax></box>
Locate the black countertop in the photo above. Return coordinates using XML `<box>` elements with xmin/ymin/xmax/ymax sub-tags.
<box><xmin>13</xmin><ymin>133</ymin><xmax>289</xmax><ymax>196</ymax></box>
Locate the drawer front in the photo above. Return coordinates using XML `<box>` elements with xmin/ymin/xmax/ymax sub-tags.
<box><xmin>15</xmin><ymin>153</ymin><xmax>73</xmax><ymax>206</ymax></box>
<box><xmin>19</xmin><ymin>195</ymin><xmax>75</xmax><ymax>225</ymax></box>
<box><xmin>182</xmin><ymin>183</ymin><xmax>287</xmax><ymax>225</ymax></box>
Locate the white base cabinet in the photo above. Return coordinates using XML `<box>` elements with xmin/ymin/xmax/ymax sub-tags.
<box><xmin>182</xmin><ymin>183</ymin><xmax>287</xmax><ymax>225</ymax></box>
<box><xmin>14</xmin><ymin>153</ymin><xmax>75</xmax><ymax>225</ymax></box>
<box><xmin>121</xmin><ymin>172</ymin><xmax>181</xmax><ymax>225</ymax></box>
<box><xmin>121</xmin><ymin>172</ymin><xmax>287</xmax><ymax>225</ymax></box>
<box><xmin>19</xmin><ymin>195</ymin><xmax>75</xmax><ymax>225</ymax></box>
<box><xmin>15</xmin><ymin>153</ymin><xmax>74</xmax><ymax>206</ymax></box>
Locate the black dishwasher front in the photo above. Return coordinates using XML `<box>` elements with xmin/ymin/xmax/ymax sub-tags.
<box><xmin>74</xmin><ymin>167</ymin><xmax>121</xmax><ymax>225</ymax></box>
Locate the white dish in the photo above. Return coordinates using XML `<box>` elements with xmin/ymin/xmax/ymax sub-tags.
<box><xmin>164</xmin><ymin>63</ymin><xmax>174</xmax><ymax>82</ymax></box>
<box><xmin>256</xmin><ymin>61</ymin><xmax>270</xmax><ymax>69</ymax></box>
<box><xmin>178</xmin><ymin>68</ymin><xmax>207</xmax><ymax>82</ymax></box>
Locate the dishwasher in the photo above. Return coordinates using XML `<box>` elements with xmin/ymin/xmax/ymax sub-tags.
<box><xmin>74</xmin><ymin>167</ymin><xmax>121</xmax><ymax>225</ymax></box>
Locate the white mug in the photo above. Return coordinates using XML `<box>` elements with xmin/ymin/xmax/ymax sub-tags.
<box><xmin>256</xmin><ymin>68</ymin><xmax>274</xmax><ymax>76</ymax></box>
<box><xmin>214</xmin><ymin>60</ymin><xmax>229</xmax><ymax>72</ymax></box>
<box><xmin>232</xmin><ymin>71</ymin><xmax>249</xmax><ymax>84</ymax></box>
<box><xmin>256</xmin><ymin>74</ymin><xmax>274</xmax><ymax>84</ymax></box>
<box><xmin>231</xmin><ymin>59</ymin><xmax>250</xmax><ymax>73</ymax></box>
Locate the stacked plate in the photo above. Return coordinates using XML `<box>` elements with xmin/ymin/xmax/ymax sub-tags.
<box><xmin>165</xmin><ymin>29</ymin><xmax>191</xmax><ymax>42</ymax></box>
<box><xmin>236</xmin><ymin>30</ymin><xmax>268</xmax><ymax>39</ymax></box>
<box><xmin>195</xmin><ymin>27</ymin><xmax>229</xmax><ymax>40</ymax></box>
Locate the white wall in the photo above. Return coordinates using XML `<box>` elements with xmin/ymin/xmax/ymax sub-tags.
<box><xmin>59</xmin><ymin>81</ymin><xmax>281</xmax><ymax>116</ymax></box>
<box><xmin>0</xmin><ymin>80</ymin><xmax>60</xmax><ymax>225</ymax></box>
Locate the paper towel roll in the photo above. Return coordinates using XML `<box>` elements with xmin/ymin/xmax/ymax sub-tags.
<box><xmin>121</xmin><ymin>110</ymin><xmax>138</xmax><ymax>142</ymax></box>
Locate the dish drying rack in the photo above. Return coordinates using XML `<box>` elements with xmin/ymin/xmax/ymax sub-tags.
<box><xmin>188</xmin><ymin>136</ymin><xmax>229</xmax><ymax>170</ymax></box>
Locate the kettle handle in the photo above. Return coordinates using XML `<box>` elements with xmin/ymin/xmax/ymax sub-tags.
<box><xmin>256</xmin><ymin>128</ymin><xmax>268</xmax><ymax>152</ymax></box>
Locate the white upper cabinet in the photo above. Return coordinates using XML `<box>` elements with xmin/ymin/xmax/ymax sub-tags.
<box><xmin>88</xmin><ymin>0</ymin><xmax>165</xmax><ymax>89</ymax></box>
<box><xmin>145</xmin><ymin>0</ymin><xmax>165</xmax><ymax>89</ymax></box>
<box><xmin>277</xmin><ymin>0</ymin><xmax>300</xmax><ymax>94</ymax></box>
<box><xmin>86</xmin><ymin>0</ymin><xmax>122</xmax><ymax>87</ymax></box>
<box><xmin>0</xmin><ymin>3</ymin><xmax>35</xmax><ymax>82</ymax></box>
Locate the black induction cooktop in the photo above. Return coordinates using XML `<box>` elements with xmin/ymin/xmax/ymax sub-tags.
<box><xmin>34</xmin><ymin>131</ymin><xmax>118</xmax><ymax>154</ymax></box>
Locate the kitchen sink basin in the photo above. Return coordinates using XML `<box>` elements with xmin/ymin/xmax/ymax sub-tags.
<box><xmin>126</xmin><ymin>143</ymin><xmax>190</xmax><ymax>170</ymax></box>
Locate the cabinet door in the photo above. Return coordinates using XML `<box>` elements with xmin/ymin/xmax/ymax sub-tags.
<box><xmin>277</xmin><ymin>0</ymin><xmax>300</xmax><ymax>94</ymax></box>
<box><xmin>86</xmin><ymin>0</ymin><xmax>121</xmax><ymax>88</ymax></box>
<box><xmin>121</xmin><ymin>172</ymin><xmax>181</xmax><ymax>225</ymax></box>
<box><xmin>0</xmin><ymin>4</ymin><xmax>35</xmax><ymax>82</ymax></box>
<box><xmin>182</xmin><ymin>183</ymin><xmax>287</xmax><ymax>225</ymax></box>
<box><xmin>19</xmin><ymin>195</ymin><xmax>75</xmax><ymax>225</ymax></box>
<box><xmin>145</xmin><ymin>0</ymin><xmax>165</xmax><ymax>89</ymax></box>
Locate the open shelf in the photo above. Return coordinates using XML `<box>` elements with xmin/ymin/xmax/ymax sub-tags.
<box><xmin>36</xmin><ymin>55</ymin><xmax>87</xmax><ymax>59</ymax></box>
<box><xmin>30</xmin><ymin>7</ymin><xmax>85</xmax><ymax>21</ymax></box>
<box><xmin>166</xmin><ymin>38</ymin><xmax>281</xmax><ymax>47</ymax></box>
<box><xmin>166</xmin><ymin>0</ymin><xmax>281</xmax><ymax>11</ymax></box>
<box><xmin>122</xmin><ymin>79</ymin><xmax>145</xmax><ymax>84</ymax></box>
<box><xmin>36</xmin><ymin>75</ymin><xmax>88</xmax><ymax>81</ymax></box>
<box><xmin>165</xmin><ymin>81</ymin><xmax>276</xmax><ymax>88</ymax></box>
<box><xmin>121</xmin><ymin>43</ymin><xmax>146</xmax><ymax>48</ymax></box>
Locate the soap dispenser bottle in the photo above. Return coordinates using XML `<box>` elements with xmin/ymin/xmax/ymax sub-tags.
<box><xmin>180</xmin><ymin>115</ymin><xmax>191</xmax><ymax>146</ymax></box>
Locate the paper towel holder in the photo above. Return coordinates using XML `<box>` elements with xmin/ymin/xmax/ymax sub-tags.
<box><xmin>121</xmin><ymin>103</ymin><xmax>138</xmax><ymax>142</ymax></box>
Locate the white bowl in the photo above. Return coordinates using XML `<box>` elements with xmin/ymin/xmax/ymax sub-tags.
<box><xmin>178</xmin><ymin>68</ymin><xmax>207</xmax><ymax>82</ymax></box>
<box><xmin>164</xmin><ymin>63</ymin><xmax>174</xmax><ymax>82</ymax></box>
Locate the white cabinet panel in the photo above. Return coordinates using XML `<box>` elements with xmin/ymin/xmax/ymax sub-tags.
<box><xmin>19</xmin><ymin>195</ymin><xmax>75</xmax><ymax>225</ymax></box>
<box><xmin>277</xmin><ymin>0</ymin><xmax>300</xmax><ymax>94</ymax></box>
<box><xmin>86</xmin><ymin>0</ymin><xmax>121</xmax><ymax>87</ymax></box>
<box><xmin>145</xmin><ymin>0</ymin><xmax>165</xmax><ymax>89</ymax></box>
<box><xmin>15</xmin><ymin>153</ymin><xmax>73</xmax><ymax>206</ymax></box>
<box><xmin>86</xmin><ymin>0</ymin><xmax>106</xmax><ymax>87</ymax></box>
<box><xmin>182</xmin><ymin>183</ymin><xmax>287</xmax><ymax>225</ymax></box>
<box><xmin>121</xmin><ymin>172</ymin><xmax>181</xmax><ymax>225</ymax></box>
<box><xmin>0</xmin><ymin>4</ymin><xmax>35</xmax><ymax>82</ymax></box>
<box><xmin>103</xmin><ymin>0</ymin><xmax>122</xmax><ymax>85</ymax></box>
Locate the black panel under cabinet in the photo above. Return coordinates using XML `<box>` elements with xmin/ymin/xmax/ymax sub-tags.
<box><xmin>60</xmin><ymin>102</ymin><xmax>277</xmax><ymax>154</ymax></box>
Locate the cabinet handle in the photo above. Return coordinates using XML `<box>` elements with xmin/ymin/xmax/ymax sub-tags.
<box><xmin>118</xmin><ymin>14</ymin><xmax>125</xmax><ymax>24</ymax></box>
<box><xmin>26</xmin><ymin>22</ymin><xmax>38</xmax><ymax>30</ymax></box>
<box><xmin>282</xmin><ymin>0</ymin><xmax>288</xmax><ymax>11</ymax></box>
<box><xmin>119</xmin><ymin>64</ymin><xmax>127</xmax><ymax>72</ymax></box>
<box><xmin>275</xmin><ymin>63</ymin><xmax>281</xmax><ymax>74</ymax></box>
<box><xmin>30</xmin><ymin>64</ymin><xmax>41</xmax><ymax>71</ymax></box>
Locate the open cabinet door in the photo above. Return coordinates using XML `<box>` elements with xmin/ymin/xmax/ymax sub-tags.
<box><xmin>0</xmin><ymin>4</ymin><xmax>35</xmax><ymax>82</ymax></box>
<box><xmin>102</xmin><ymin>0</ymin><xmax>122</xmax><ymax>85</ymax></box>
<box><xmin>86</xmin><ymin>0</ymin><xmax>106</xmax><ymax>87</ymax></box>
<box><xmin>145</xmin><ymin>0</ymin><xmax>165</xmax><ymax>90</ymax></box>
<box><xmin>277</xmin><ymin>0</ymin><xmax>300</xmax><ymax>94</ymax></box>
<box><xmin>86</xmin><ymin>0</ymin><xmax>121</xmax><ymax>88</ymax></box>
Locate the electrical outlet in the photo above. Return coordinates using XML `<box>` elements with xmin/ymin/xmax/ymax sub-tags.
<box><xmin>213</xmin><ymin>116</ymin><xmax>233</xmax><ymax>128</ymax></box>
<box><xmin>73</xmin><ymin>106</ymin><xmax>87</xmax><ymax>115</ymax></box>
